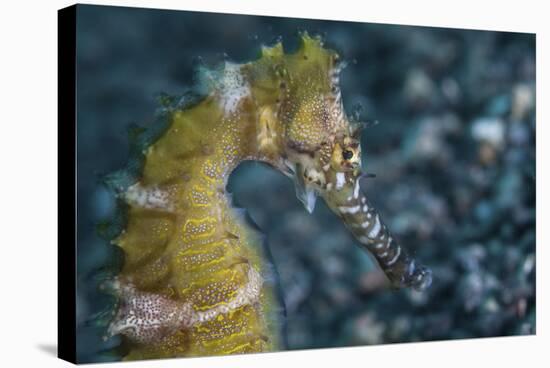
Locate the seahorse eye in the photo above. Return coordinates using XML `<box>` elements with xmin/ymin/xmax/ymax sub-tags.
<box><xmin>342</xmin><ymin>150</ymin><xmax>354</xmax><ymax>160</ymax></box>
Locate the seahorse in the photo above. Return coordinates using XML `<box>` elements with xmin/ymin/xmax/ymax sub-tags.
<box><xmin>99</xmin><ymin>32</ymin><xmax>432</xmax><ymax>361</ymax></box>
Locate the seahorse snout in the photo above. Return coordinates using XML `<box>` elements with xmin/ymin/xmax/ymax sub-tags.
<box><xmin>321</xmin><ymin>172</ymin><xmax>432</xmax><ymax>291</ymax></box>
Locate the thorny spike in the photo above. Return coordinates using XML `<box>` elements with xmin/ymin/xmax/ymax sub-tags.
<box><xmin>359</xmin><ymin>172</ymin><xmax>377</xmax><ymax>180</ymax></box>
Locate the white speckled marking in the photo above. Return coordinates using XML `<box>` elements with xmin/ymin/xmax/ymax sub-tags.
<box><xmin>218</xmin><ymin>62</ymin><xmax>250</xmax><ymax>114</ymax></box>
<box><xmin>194</xmin><ymin>266</ymin><xmax>262</xmax><ymax>324</ymax></box>
<box><xmin>353</xmin><ymin>179</ymin><xmax>360</xmax><ymax>199</ymax></box>
<box><xmin>368</xmin><ymin>214</ymin><xmax>381</xmax><ymax>238</ymax></box>
<box><xmin>339</xmin><ymin>205</ymin><xmax>361</xmax><ymax>214</ymax></box>
<box><xmin>125</xmin><ymin>183</ymin><xmax>172</xmax><ymax>211</ymax></box>
<box><xmin>109</xmin><ymin>266</ymin><xmax>263</xmax><ymax>344</ymax></box>
<box><xmin>335</xmin><ymin>172</ymin><xmax>346</xmax><ymax>190</ymax></box>
<box><xmin>386</xmin><ymin>246</ymin><xmax>401</xmax><ymax>266</ymax></box>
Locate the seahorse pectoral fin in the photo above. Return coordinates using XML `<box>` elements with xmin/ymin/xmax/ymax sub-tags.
<box><xmin>322</xmin><ymin>174</ymin><xmax>432</xmax><ymax>291</ymax></box>
<box><xmin>293</xmin><ymin>163</ymin><xmax>318</xmax><ymax>214</ymax></box>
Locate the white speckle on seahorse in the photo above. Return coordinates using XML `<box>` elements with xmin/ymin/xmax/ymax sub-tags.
<box><xmin>335</xmin><ymin>172</ymin><xmax>346</xmax><ymax>190</ymax></box>
<box><xmin>368</xmin><ymin>214</ymin><xmax>381</xmax><ymax>238</ymax></box>
<box><xmin>192</xmin><ymin>266</ymin><xmax>264</xmax><ymax>324</ymax></box>
<box><xmin>339</xmin><ymin>205</ymin><xmax>361</xmax><ymax>214</ymax></box>
<box><xmin>386</xmin><ymin>246</ymin><xmax>401</xmax><ymax>266</ymax></box>
<box><xmin>109</xmin><ymin>266</ymin><xmax>264</xmax><ymax>344</ymax></box>
<box><xmin>353</xmin><ymin>179</ymin><xmax>360</xmax><ymax>199</ymax></box>
<box><xmin>125</xmin><ymin>183</ymin><xmax>173</xmax><ymax>211</ymax></box>
<box><xmin>217</xmin><ymin>62</ymin><xmax>250</xmax><ymax>114</ymax></box>
<box><xmin>107</xmin><ymin>283</ymin><xmax>194</xmax><ymax>344</ymax></box>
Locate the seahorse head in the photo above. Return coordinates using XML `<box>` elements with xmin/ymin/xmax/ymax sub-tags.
<box><xmin>256</xmin><ymin>33</ymin><xmax>432</xmax><ymax>291</ymax></box>
<box><xmin>281</xmin><ymin>117</ymin><xmax>364</xmax><ymax>215</ymax></box>
<box><xmin>254</xmin><ymin>34</ymin><xmax>361</xmax><ymax>212</ymax></box>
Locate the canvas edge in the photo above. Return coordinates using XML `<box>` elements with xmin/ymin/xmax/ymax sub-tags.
<box><xmin>58</xmin><ymin>3</ymin><xmax>77</xmax><ymax>365</ymax></box>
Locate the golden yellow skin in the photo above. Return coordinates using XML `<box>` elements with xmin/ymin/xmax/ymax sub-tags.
<box><xmin>108</xmin><ymin>34</ymin><xmax>341</xmax><ymax>360</ymax></box>
<box><xmin>115</xmin><ymin>98</ymin><xmax>280</xmax><ymax>358</ymax></box>
<box><xmin>106</xmin><ymin>32</ymin><xmax>431</xmax><ymax>361</ymax></box>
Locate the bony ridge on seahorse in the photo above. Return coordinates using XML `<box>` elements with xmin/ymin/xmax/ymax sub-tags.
<box><xmin>99</xmin><ymin>32</ymin><xmax>432</xmax><ymax>361</ymax></box>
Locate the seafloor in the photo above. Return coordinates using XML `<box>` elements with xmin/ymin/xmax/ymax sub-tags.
<box><xmin>75</xmin><ymin>4</ymin><xmax>535</xmax><ymax>362</ymax></box>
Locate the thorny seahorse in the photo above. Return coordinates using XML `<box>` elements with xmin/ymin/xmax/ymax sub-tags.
<box><xmin>98</xmin><ymin>33</ymin><xmax>432</xmax><ymax>361</ymax></box>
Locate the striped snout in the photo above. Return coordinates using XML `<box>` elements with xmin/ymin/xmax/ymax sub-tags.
<box><xmin>328</xmin><ymin>179</ymin><xmax>432</xmax><ymax>291</ymax></box>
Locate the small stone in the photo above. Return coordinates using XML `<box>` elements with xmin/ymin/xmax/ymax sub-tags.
<box><xmin>403</xmin><ymin>68</ymin><xmax>435</xmax><ymax>107</ymax></box>
<box><xmin>511</xmin><ymin>84</ymin><xmax>534</xmax><ymax>120</ymax></box>
<box><xmin>471</xmin><ymin>117</ymin><xmax>505</xmax><ymax>148</ymax></box>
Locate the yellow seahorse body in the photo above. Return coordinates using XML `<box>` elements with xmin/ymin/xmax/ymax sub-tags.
<box><xmin>111</xmin><ymin>93</ymin><xmax>282</xmax><ymax>358</ymax></box>
<box><xmin>104</xmin><ymin>33</ymin><xmax>431</xmax><ymax>360</ymax></box>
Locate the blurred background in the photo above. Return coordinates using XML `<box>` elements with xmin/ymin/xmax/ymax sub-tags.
<box><xmin>75</xmin><ymin>4</ymin><xmax>535</xmax><ymax>363</ymax></box>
